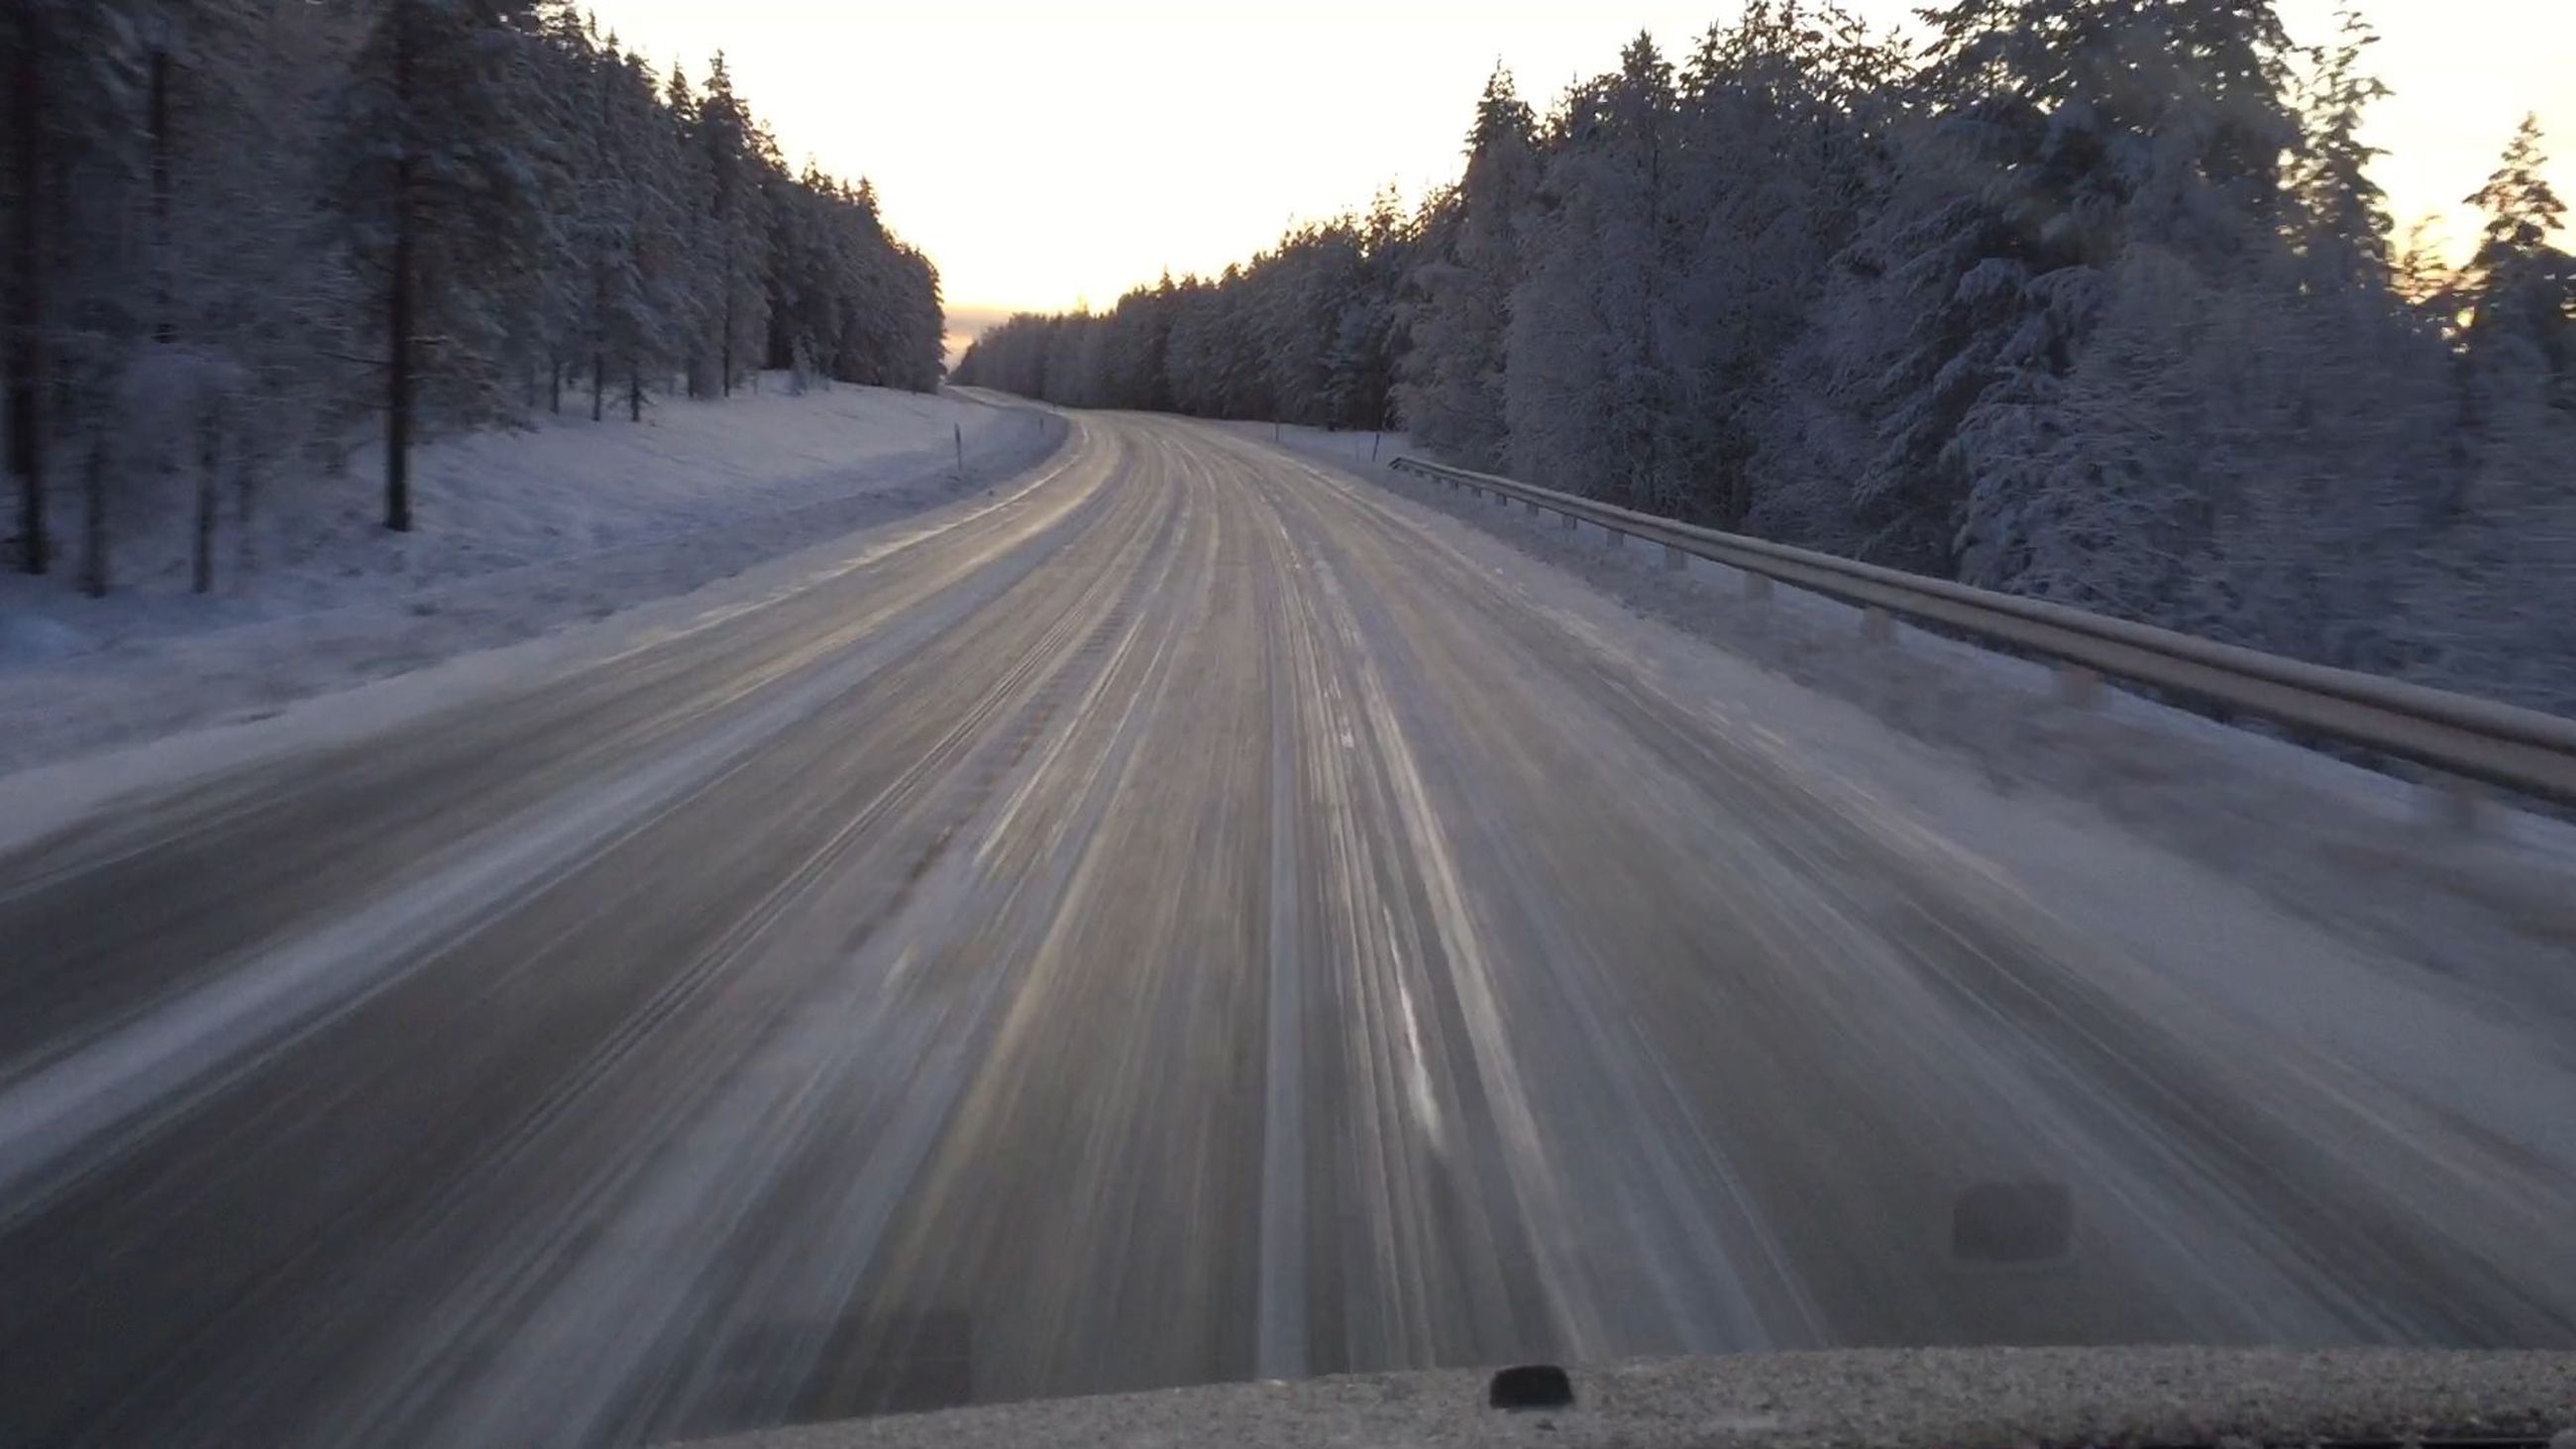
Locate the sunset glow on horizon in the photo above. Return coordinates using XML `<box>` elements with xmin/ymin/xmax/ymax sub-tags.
<box><xmin>582</xmin><ymin>0</ymin><xmax>2574</xmax><ymax>334</ymax></box>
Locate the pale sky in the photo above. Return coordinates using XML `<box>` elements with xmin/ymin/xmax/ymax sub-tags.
<box><xmin>587</xmin><ymin>0</ymin><xmax>2574</xmax><ymax>334</ymax></box>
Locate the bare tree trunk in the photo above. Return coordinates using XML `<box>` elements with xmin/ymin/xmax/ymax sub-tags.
<box><xmin>720</xmin><ymin>292</ymin><xmax>734</xmax><ymax>398</ymax></box>
<box><xmin>234</xmin><ymin>441</ymin><xmax>257</xmax><ymax>584</ymax></box>
<box><xmin>193</xmin><ymin>405</ymin><xmax>219</xmax><ymax>593</ymax></box>
<box><xmin>80</xmin><ymin>427</ymin><xmax>108</xmax><ymax>598</ymax></box>
<box><xmin>628</xmin><ymin>361</ymin><xmax>641</xmax><ymax>421</ymax></box>
<box><xmin>7</xmin><ymin>8</ymin><xmax>47</xmax><ymax>574</ymax></box>
<box><xmin>549</xmin><ymin>356</ymin><xmax>562</xmax><ymax>414</ymax></box>
<box><xmin>383</xmin><ymin>0</ymin><xmax>415</xmax><ymax>532</ymax></box>
<box><xmin>151</xmin><ymin>46</ymin><xmax>174</xmax><ymax>345</ymax></box>
<box><xmin>590</xmin><ymin>351</ymin><xmax>604</xmax><ymax>422</ymax></box>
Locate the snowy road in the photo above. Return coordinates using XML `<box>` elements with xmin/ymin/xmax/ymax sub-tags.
<box><xmin>4</xmin><ymin>413</ymin><xmax>2575</xmax><ymax>1447</ymax></box>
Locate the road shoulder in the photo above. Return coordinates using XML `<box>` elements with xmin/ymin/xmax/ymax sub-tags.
<box><xmin>0</xmin><ymin>412</ymin><xmax>1074</xmax><ymax>855</ymax></box>
<box><xmin>1243</xmin><ymin>423</ymin><xmax>2576</xmax><ymax>1019</ymax></box>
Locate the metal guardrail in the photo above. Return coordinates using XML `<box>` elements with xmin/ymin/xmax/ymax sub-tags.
<box><xmin>1387</xmin><ymin>455</ymin><xmax>2576</xmax><ymax>807</ymax></box>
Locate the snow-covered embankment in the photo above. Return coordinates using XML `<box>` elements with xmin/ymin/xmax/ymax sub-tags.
<box><xmin>0</xmin><ymin>382</ymin><xmax>1062</xmax><ymax>775</ymax></box>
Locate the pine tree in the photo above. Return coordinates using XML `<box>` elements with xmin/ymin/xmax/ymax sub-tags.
<box><xmin>324</xmin><ymin>0</ymin><xmax>551</xmax><ymax>530</ymax></box>
<box><xmin>1397</xmin><ymin>65</ymin><xmax>1537</xmax><ymax>467</ymax></box>
<box><xmin>2453</xmin><ymin>115</ymin><xmax>2572</xmax><ymax>378</ymax></box>
<box><xmin>664</xmin><ymin>60</ymin><xmax>717</xmax><ymax>397</ymax></box>
<box><xmin>1503</xmin><ymin>37</ymin><xmax>1687</xmax><ymax>508</ymax></box>
<box><xmin>697</xmin><ymin>56</ymin><xmax>769</xmax><ymax>396</ymax></box>
<box><xmin>2292</xmin><ymin>6</ymin><xmax>2395</xmax><ymax>283</ymax></box>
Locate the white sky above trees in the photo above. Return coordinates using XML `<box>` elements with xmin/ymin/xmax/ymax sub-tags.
<box><xmin>587</xmin><ymin>0</ymin><xmax>2573</xmax><ymax>330</ymax></box>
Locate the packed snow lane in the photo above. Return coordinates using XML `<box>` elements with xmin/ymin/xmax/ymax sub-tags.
<box><xmin>3</xmin><ymin>413</ymin><xmax>2574</xmax><ymax>1448</ymax></box>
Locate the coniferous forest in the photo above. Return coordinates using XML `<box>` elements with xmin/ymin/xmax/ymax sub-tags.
<box><xmin>4</xmin><ymin>0</ymin><xmax>944</xmax><ymax>585</ymax></box>
<box><xmin>957</xmin><ymin>1</ymin><xmax>2575</xmax><ymax>713</ymax></box>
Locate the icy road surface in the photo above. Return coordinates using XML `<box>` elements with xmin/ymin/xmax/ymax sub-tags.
<box><xmin>3</xmin><ymin>413</ymin><xmax>2573</xmax><ymax>1447</ymax></box>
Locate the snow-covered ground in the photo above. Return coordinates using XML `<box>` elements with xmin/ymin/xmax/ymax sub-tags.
<box><xmin>1254</xmin><ymin>422</ymin><xmax>2576</xmax><ymax>1006</ymax></box>
<box><xmin>0</xmin><ymin>381</ymin><xmax>1063</xmax><ymax>773</ymax></box>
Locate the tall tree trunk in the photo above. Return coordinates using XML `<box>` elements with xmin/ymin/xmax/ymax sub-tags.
<box><xmin>549</xmin><ymin>357</ymin><xmax>562</xmax><ymax>414</ymax></box>
<box><xmin>628</xmin><ymin>361</ymin><xmax>641</xmax><ymax>421</ymax></box>
<box><xmin>193</xmin><ymin>405</ymin><xmax>219</xmax><ymax>593</ymax></box>
<box><xmin>234</xmin><ymin>438</ymin><xmax>257</xmax><ymax>583</ymax></box>
<box><xmin>720</xmin><ymin>291</ymin><xmax>734</xmax><ymax>397</ymax></box>
<box><xmin>7</xmin><ymin>8</ymin><xmax>47</xmax><ymax>574</ymax></box>
<box><xmin>590</xmin><ymin>351</ymin><xmax>604</xmax><ymax>422</ymax></box>
<box><xmin>151</xmin><ymin>46</ymin><xmax>174</xmax><ymax>345</ymax></box>
<box><xmin>384</xmin><ymin>0</ymin><xmax>415</xmax><ymax>532</ymax></box>
<box><xmin>80</xmin><ymin>426</ymin><xmax>108</xmax><ymax>598</ymax></box>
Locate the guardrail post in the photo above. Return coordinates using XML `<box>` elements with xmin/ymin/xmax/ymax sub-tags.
<box><xmin>1742</xmin><ymin>572</ymin><xmax>1771</xmax><ymax>602</ymax></box>
<box><xmin>1524</xmin><ymin>499</ymin><xmax>1539</xmax><ymax>516</ymax></box>
<box><xmin>1559</xmin><ymin>511</ymin><xmax>1577</xmax><ymax>532</ymax></box>
<box><xmin>2055</xmin><ymin>664</ymin><xmax>2101</xmax><ymax>709</ymax></box>
<box><xmin>1862</xmin><ymin>606</ymin><xmax>1894</xmax><ymax>643</ymax></box>
<box><xmin>1604</xmin><ymin>526</ymin><xmax>1625</xmax><ymax>549</ymax></box>
<box><xmin>1664</xmin><ymin>543</ymin><xmax>1686</xmax><ymax>571</ymax></box>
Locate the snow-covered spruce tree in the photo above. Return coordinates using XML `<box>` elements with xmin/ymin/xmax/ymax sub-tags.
<box><xmin>1258</xmin><ymin>219</ymin><xmax>1362</xmax><ymax>426</ymax></box>
<box><xmin>323</xmin><ymin>0</ymin><xmax>552</xmax><ymax>530</ymax></box>
<box><xmin>1771</xmin><ymin>0</ymin><xmax>2306</xmax><ymax>594</ymax></box>
<box><xmin>959</xmin><ymin>205</ymin><xmax>1410</xmax><ymax>428</ymax></box>
<box><xmin>2386</xmin><ymin>116</ymin><xmax>2576</xmax><ymax>713</ymax></box>
<box><xmin>605</xmin><ymin>45</ymin><xmax>687</xmax><ymax>421</ymax></box>
<box><xmin>1921</xmin><ymin>1</ymin><xmax>2499</xmax><ymax>674</ymax></box>
<box><xmin>2291</xmin><ymin>6</ymin><xmax>2395</xmax><ymax>287</ymax></box>
<box><xmin>661</xmin><ymin>61</ymin><xmax>718</xmax><ymax>398</ymax></box>
<box><xmin>1667</xmin><ymin>2</ymin><xmax>1906</xmax><ymax>527</ymax></box>
<box><xmin>763</xmin><ymin>167</ymin><xmax>928</xmax><ymax>390</ymax></box>
<box><xmin>2450</xmin><ymin>115</ymin><xmax>2573</xmax><ymax>397</ymax></box>
<box><xmin>696</xmin><ymin>54</ymin><xmax>772</xmax><ymax>397</ymax></box>
<box><xmin>523</xmin><ymin>1</ymin><xmax>592</xmax><ymax>414</ymax></box>
<box><xmin>1397</xmin><ymin>66</ymin><xmax>1539</xmax><ymax>469</ymax></box>
<box><xmin>1504</xmin><ymin>35</ymin><xmax>1689</xmax><ymax>510</ymax></box>
<box><xmin>1100</xmin><ymin>277</ymin><xmax>1176</xmax><ymax>412</ymax></box>
<box><xmin>1318</xmin><ymin>187</ymin><xmax>1411</xmax><ymax>431</ymax></box>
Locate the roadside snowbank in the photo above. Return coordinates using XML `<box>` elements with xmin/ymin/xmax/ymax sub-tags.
<box><xmin>0</xmin><ymin>383</ymin><xmax>1063</xmax><ymax>773</ymax></box>
<box><xmin>1254</xmin><ymin>422</ymin><xmax>2576</xmax><ymax>1004</ymax></box>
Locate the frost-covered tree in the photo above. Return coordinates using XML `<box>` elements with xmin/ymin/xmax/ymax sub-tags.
<box><xmin>2451</xmin><ymin>115</ymin><xmax>2572</xmax><ymax>386</ymax></box>
<box><xmin>1504</xmin><ymin>35</ymin><xmax>1690</xmax><ymax>509</ymax></box>
<box><xmin>5</xmin><ymin>0</ymin><xmax>159</xmax><ymax>574</ymax></box>
<box><xmin>5</xmin><ymin>0</ymin><xmax>942</xmax><ymax>598</ymax></box>
<box><xmin>959</xmin><ymin>202</ymin><xmax>1413</xmax><ymax>427</ymax></box>
<box><xmin>324</xmin><ymin>0</ymin><xmax>552</xmax><ymax>529</ymax></box>
<box><xmin>1665</xmin><ymin>3</ymin><xmax>1904</xmax><ymax>525</ymax></box>
<box><xmin>695</xmin><ymin>55</ymin><xmax>771</xmax><ymax>396</ymax></box>
<box><xmin>2291</xmin><ymin>7</ymin><xmax>2395</xmax><ymax>285</ymax></box>
<box><xmin>1397</xmin><ymin>66</ymin><xmax>1539</xmax><ymax>468</ymax></box>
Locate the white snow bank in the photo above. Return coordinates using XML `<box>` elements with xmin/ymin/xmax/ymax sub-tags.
<box><xmin>0</xmin><ymin>428</ymin><xmax>1095</xmax><ymax>856</ymax></box>
<box><xmin>0</xmin><ymin>381</ymin><xmax>1064</xmax><ymax>773</ymax></box>
<box><xmin>1253</xmin><ymin>421</ymin><xmax>2576</xmax><ymax>1005</ymax></box>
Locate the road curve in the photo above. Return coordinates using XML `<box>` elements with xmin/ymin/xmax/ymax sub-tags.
<box><xmin>3</xmin><ymin>412</ymin><xmax>2573</xmax><ymax>1447</ymax></box>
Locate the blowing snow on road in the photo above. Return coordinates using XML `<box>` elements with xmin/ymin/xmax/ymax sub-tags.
<box><xmin>3</xmin><ymin>415</ymin><xmax>2574</xmax><ymax>1447</ymax></box>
